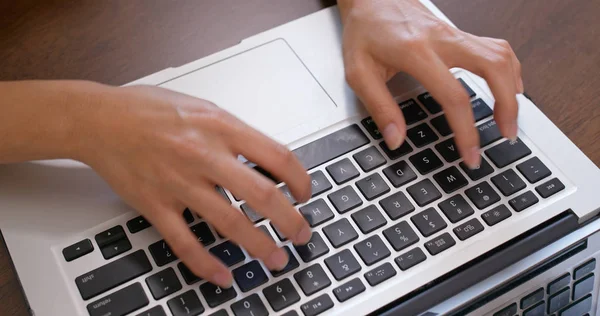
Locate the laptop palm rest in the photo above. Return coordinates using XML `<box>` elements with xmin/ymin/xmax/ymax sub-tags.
<box><xmin>158</xmin><ymin>39</ymin><xmax>336</xmax><ymax>145</ymax></box>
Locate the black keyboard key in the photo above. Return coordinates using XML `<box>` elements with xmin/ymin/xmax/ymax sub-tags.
<box><xmin>95</xmin><ymin>225</ymin><xmax>126</xmax><ymax>248</ymax></box>
<box><xmin>439</xmin><ymin>195</ymin><xmax>474</xmax><ymax>223</ymax></box>
<box><xmin>323</xmin><ymin>218</ymin><xmax>359</xmax><ymax>248</ymax></box>
<box><xmin>333</xmin><ymin>278</ymin><xmax>366</xmax><ymax>302</ymax></box>
<box><xmin>324</xmin><ymin>249</ymin><xmax>361</xmax><ymax>281</ymax></box>
<box><xmin>190</xmin><ymin>222</ymin><xmax>216</xmax><ymax>246</ymax></box>
<box><xmin>327</xmin><ymin>186</ymin><xmax>363</xmax><ymax>214</ymax></box>
<box><xmin>178</xmin><ymin>262</ymin><xmax>201</xmax><ymax>285</ymax></box>
<box><xmin>383</xmin><ymin>221</ymin><xmax>420</xmax><ymax>251</ymax></box>
<box><xmin>200</xmin><ymin>282</ymin><xmax>237</xmax><ymax>308</ymax></box>
<box><xmin>494</xmin><ymin>303</ymin><xmax>517</xmax><ymax>316</ymax></box>
<box><xmin>354</xmin><ymin>235</ymin><xmax>390</xmax><ymax>266</ymax></box>
<box><xmin>210</xmin><ymin>241</ymin><xmax>246</xmax><ymax>267</ymax></box>
<box><xmin>299</xmin><ymin>199</ymin><xmax>335</xmax><ymax>227</ymax></box>
<box><xmin>137</xmin><ymin>305</ymin><xmax>166</xmax><ymax>316</ymax></box>
<box><xmin>399</xmin><ymin>99</ymin><xmax>428</xmax><ymax>125</ymax></box>
<box><xmin>353</xmin><ymin>146</ymin><xmax>387</xmax><ymax>172</ymax></box>
<box><xmin>477</xmin><ymin>120</ymin><xmax>502</xmax><ymax>147</ymax></box>
<box><xmin>522</xmin><ymin>302</ymin><xmax>544</xmax><ymax>316</ymax></box>
<box><xmin>326</xmin><ymin>158</ymin><xmax>360</xmax><ymax>185</ymax></box>
<box><xmin>183</xmin><ymin>209</ymin><xmax>194</xmax><ymax>224</ymax></box>
<box><xmin>294</xmin><ymin>264</ymin><xmax>331</xmax><ymax>296</ymax></box>
<box><xmin>263</xmin><ymin>279</ymin><xmax>301</xmax><ymax>311</ymax></box>
<box><xmin>257</xmin><ymin>225</ymin><xmax>274</xmax><ymax>242</ymax></box>
<box><xmin>395</xmin><ymin>247</ymin><xmax>427</xmax><ymax>271</ymax></box>
<box><xmin>460</xmin><ymin>156</ymin><xmax>494</xmax><ymax>181</ymax></box>
<box><xmin>453</xmin><ymin>218</ymin><xmax>484</xmax><ymax>241</ymax></box>
<box><xmin>233</xmin><ymin>260</ymin><xmax>268</xmax><ymax>292</ymax></box>
<box><xmin>364</xmin><ymin>262</ymin><xmax>396</xmax><ymax>286</ymax></box>
<box><xmin>63</xmin><ymin>239</ymin><xmax>94</xmax><ymax>262</ymax></box>
<box><xmin>75</xmin><ymin>250</ymin><xmax>152</xmax><ymax>300</ymax></box>
<box><xmin>380</xmin><ymin>140</ymin><xmax>413</xmax><ymax>160</ymax></box>
<box><xmin>486</xmin><ymin>138</ymin><xmax>532</xmax><ymax>168</ymax></box>
<box><xmin>548</xmin><ymin>287</ymin><xmax>570</xmax><ymax>314</ymax></box>
<box><xmin>561</xmin><ymin>294</ymin><xmax>592</xmax><ymax>316</ymax></box>
<box><xmin>100</xmin><ymin>238</ymin><xmax>132</xmax><ymax>259</ymax></box>
<box><xmin>407</xmin><ymin>179</ymin><xmax>442</xmax><ymax>207</ymax></box>
<box><xmin>573</xmin><ymin>274</ymin><xmax>594</xmax><ymax>300</ymax></box>
<box><xmin>301</xmin><ymin>294</ymin><xmax>334</xmax><ymax>316</ymax></box>
<box><xmin>458</xmin><ymin>78</ymin><xmax>476</xmax><ymax>97</ymax></box>
<box><xmin>407</xmin><ymin>123</ymin><xmax>439</xmax><ymax>148</ymax></box>
<box><xmin>87</xmin><ymin>283</ymin><xmax>148</xmax><ymax>316</ymax></box>
<box><xmin>411</xmin><ymin>208</ymin><xmax>447</xmax><ymax>237</ymax></box>
<box><xmin>465</xmin><ymin>181</ymin><xmax>501</xmax><ymax>209</ymax></box>
<box><xmin>282</xmin><ymin>312</ymin><xmax>298</xmax><ymax>316</ymax></box>
<box><xmin>433</xmin><ymin>116</ymin><xmax>454</xmax><ymax>140</ymax></box>
<box><xmin>295</xmin><ymin>232</ymin><xmax>330</xmax><ymax>262</ymax></box>
<box><xmin>270</xmin><ymin>246</ymin><xmax>300</xmax><ymax>277</ymax></box>
<box><xmin>471</xmin><ymin>98</ymin><xmax>493</xmax><ymax>121</ymax></box>
<box><xmin>433</xmin><ymin>166</ymin><xmax>468</xmax><ymax>193</ymax></box>
<box><xmin>482</xmin><ymin>204</ymin><xmax>512</xmax><ymax>226</ymax></box>
<box><xmin>271</xmin><ymin>222</ymin><xmax>287</xmax><ymax>241</ymax></box>
<box><xmin>352</xmin><ymin>205</ymin><xmax>387</xmax><ymax>234</ymax></box>
<box><xmin>310</xmin><ymin>171</ymin><xmax>333</xmax><ymax>197</ymax></box>
<box><xmin>293</xmin><ymin>124</ymin><xmax>369</xmax><ymax>171</ymax></box>
<box><xmin>521</xmin><ymin>288</ymin><xmax>544</xmax><ymax>309</ymax></box>
<box><xmin>361</xmin><ymin>117</ymin><xmax>383</xmax><ymax>140</ymax></box>
<box><xmin>356</xmin><ymin>173</ymin><xmax>390</xmax><ymax>200</ymax></box>
<box><xmin>492</xmin><ymin>169</ymin><xmax>527</xmax><ymax>196</ymax></box>
<box><xmin>240</xmin><ymin>203</ymin><xmax>264</xmax><ymax>224</ymax></box>
<box><xmin>149</xmin><ymin>240</ymin><xmax>177</xmax><ymax>266</ymax></box>
<box><xmin>231</xmin><ymin>294</ymin><xmax>268</xmax><ymax>316</ymax></box>
<box><xmin>435</xmin><ymin>138</ymin><xmax>460</xmax><ymax>162</ymax></box>
<box><xmin>517</xmin><ymin>157</ymin><xmax>552</xmax><ymax>183</ymax></box>
<box><xmin>418</xmin><ymin>92</ymin><xmax>441</xmax><ymax>114</ymax></box>
<box><xmin>509</xmin><ymin>190</ymin><xmax>539</xmax><ymax>212</ymax></box>
<box><xmin>536</xmin><ymin>178</ymin><xmax>565</xmax><ymax>198</ymax></box>
<box><xmin>548</xmin><ymin>273</ymin><xmax>570</xmax><ymax>295</ymax></box>
<box><xmin>575</xmin><ymin>259</ymin><xmax>595</xmax><ymax>280</ymax></box>
<box><xmin>379</xmin><ymin>191</ymin><xmax>415</xmax><ymax>220</ymax></box>
<box><xmin>409</xmin><ymin>149</ymin><xmax>443</xmax><ymax>175</ymax></box>
<box><xmin>146</xmin><ymin>267</ymin><xmax>182</xmax><ymax>300</ymax></box>
<box><xmin>279</xmin><ymin>185</ymin><xmax>298</xmax><ymax>206</ymax></box>
<box><xmin>382</xmin><ymin>160</ymin><xmax>418</xmax><ymax>189</ymax></box>
<box><xmin>127</xmin><ymin>216</ymin><xmax>152</xmax><ymax>234</ymax></box>
<box><xmin>425</xmin><ymin>232</ymin><xmax>456</xmax><ymax>255</ymax></box>
<box><xmin>167</xmin><ymin>290</ymin><xmax>204</xmax><ymax>316</ymax></box>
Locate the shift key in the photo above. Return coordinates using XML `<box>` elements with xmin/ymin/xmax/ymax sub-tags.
<box><xmin>75</xmin><ymin>250</ymin><xmax>152</xmax><ymax>300</ymax></box>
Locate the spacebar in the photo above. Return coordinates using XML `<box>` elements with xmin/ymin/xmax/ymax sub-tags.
<box><xmin>293</xmin><ymin>124</ymin><xmax>369</xmax><ymax>170</ymax></box>
<box><xmin>75</xmin><ymin>250</ymin><xmax>152</xmax><ymax>300</ymax></box>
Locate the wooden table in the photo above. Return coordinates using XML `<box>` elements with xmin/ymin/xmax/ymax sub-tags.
<box><xmin>1</xmin><ymin>0</ymin><xmax>599</xmax><ymax>314</ymax></box>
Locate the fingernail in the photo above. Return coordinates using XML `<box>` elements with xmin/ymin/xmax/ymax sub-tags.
<box><xmin>383</xmin><ymin>123</ymin><xmax>402</xmax><ymax>150</ymax></box>
<box><xmin>507</xmin><ymin>121</ymin><xmax>518</xmax><ymax>141</ymax></box>
<box><xmin>466</xmin><ymin>146</ymin><xmax>481</xmax><ymax>169</ymax></box>
<box><xmin>268</xmin><ymin>249</ymin><xmax>289</xmax><ymax>271</ymax></box>
<box><xmin>212</xmin><ymin>271</ymin><xmax>233</xmax><ymax>288</ymax></box>
<box><xmin>295</xmin><ymin>225</ymin><xmax>312</xmax><ymax>244</ymax></box>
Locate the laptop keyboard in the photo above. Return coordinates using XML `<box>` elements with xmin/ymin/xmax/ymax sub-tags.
<box><xmin>62</xmin><ymin>78</ymin><xmax>569</xmax><ymax>316</ymax></box>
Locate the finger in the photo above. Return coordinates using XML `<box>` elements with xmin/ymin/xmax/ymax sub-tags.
<box><xmin>151</xmin><ymin>209</ymin><xmax>232</xmax><ymax>288</ymax></box>
<box><xmin>203</xmin><ymin>154</ymin><xmax>311</xmax><ymax>246</ymax></box>
<box><xmin>444</xmin><ymin>36</ymin><xmax>520</xmax><ymax>140</ymax></box>
<box><xmin>182</xmin><ymin>186</ymin><xmax>291</xmax><ymax>271</ymax></box>
<box><xmin>226</xmin><ymin>122</ymin><xmax>311</xmax><ymax>204</ymax></box>
<box><xmin>486</xmin><ymin>37</ymin><xmax>524</xmax><ymax>94</ymax></box>
<box><xmin>344</xmin><ymin>56</ymin><xmax>407</xmax><ymax>150</ymax></box>
<box><xmin>409</xmin><ymin>55</ymin><xmax>481</xmax><ymax>168</ymax></box>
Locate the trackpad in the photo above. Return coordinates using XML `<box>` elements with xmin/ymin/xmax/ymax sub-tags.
<box><xmin>159</xmin><ymin>39</ymin><xmax>336</xmax><ymax>144</ymax></box>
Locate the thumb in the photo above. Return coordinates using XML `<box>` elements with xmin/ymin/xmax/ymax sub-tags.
<box><xmin>345</xmin><ymin>62</ymin><xmax>407</xmax><ymax>150</ymax></box>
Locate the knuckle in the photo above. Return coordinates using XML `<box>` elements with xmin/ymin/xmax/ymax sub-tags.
<box><xmin>218</xmin><ymin>208</ymin><xmax>246</xmax><ymax>232</ymax></box>
<box><xmin>273</xmin><ymin>143</ymin><xmax>296</xmax><ymax>167</ymax></box>
<box><xmin>487</xmin><ymin>52</ymin><xmax>511</xmax><ymax>69</ymax></box>
<box><xmin>253</xmin><ymin>182</ymin><xmax>279</xmax><ymax>206</ymax></box>
<box><xmin>344</xmin><ymin>62</ymin><xmax>364</xmax><ymax>88</ymax></box>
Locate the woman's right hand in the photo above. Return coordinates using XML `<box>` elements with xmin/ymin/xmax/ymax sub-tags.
<box><xmin>74</xmin><ymin>83</ymin><xmax>313</xmax><ymax>288</ymax></box>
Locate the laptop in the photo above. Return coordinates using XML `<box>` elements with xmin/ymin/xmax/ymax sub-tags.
<box><xmin>1</xmin><ymin>1</ymin><xmax>599</xmax><ymax>315</ymax></box>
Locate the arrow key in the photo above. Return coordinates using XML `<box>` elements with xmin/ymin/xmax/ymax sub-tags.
<box><xmin>100</xmin><ymin>238</ymin><xmax>132</xmax><ymax>260</ymax></box>
<box><xmin>333</xmin><ymin>278</ymin><xmax>365</xmax><ymax>302</ymax></box>
<box><xmin>63</xmin><ymin>239</ymin><xmax>94</xmax><ymax>262</ymax></box>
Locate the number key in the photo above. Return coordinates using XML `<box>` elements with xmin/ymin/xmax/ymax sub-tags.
<box><xmin>231</xmin><ymin>293</ymin><xmax>268</xmax><ymax>316</ymax></box>
<box><xmin>262</xmin><ymin>279</ymin><xmax>300</xmax><ymax>312</ymax></box>
<box><xmin>294</xmin><ymin>264</ymin><xmax>331</xmax><ymax>296</ymax></box>
<box><xmin>465</xmin><ymin>181</ymin><xmax>500</xmax><ymax>210</ymax></box>
<box><xmin>438</xmin><ymin>195</ymin><xmax>474</xmax><ymax>223</ymax></box>
<box><xmin>383</xmin><ymin>221</ymin><xmax>420</xmax><ymax>251</ymax></box>
<box><xmin>411</xmin><ymin>208</ymin><xmax>447</xmax><ymax>237</ymax></box>
<box><xmin>354</xmin><ymin>235</ymin><xmax>390</xmax><ymax>266</ymax></box>
<box><xmin>324</xmin><ymin>249</ymin><xmax>361</xmax><ymax>281</ymax></box>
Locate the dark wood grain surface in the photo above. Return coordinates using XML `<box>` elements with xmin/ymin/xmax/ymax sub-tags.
<box><xmin>1</xmin><ymin>0</ymin><xmax>599</xmax><ymax>315</ymax></box>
